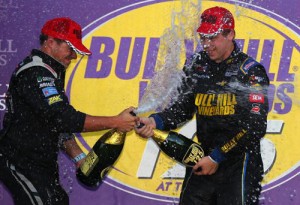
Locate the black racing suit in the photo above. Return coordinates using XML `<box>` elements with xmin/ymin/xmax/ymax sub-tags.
<box><xmin>0</xmin><ymin>49</ymin><xmax>86</xmax><ymax>205</ymax></box>
<box><xmin>150</xmin><ymin>41</ymin><xmax>269</xmax><ymax>205</ymax></box>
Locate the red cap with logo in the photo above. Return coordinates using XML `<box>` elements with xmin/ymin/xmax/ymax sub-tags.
<box><xmin>41</xmin><ymin>17</ymin><xmax>91</xmax><ymax>55</ymax></box>
<box><xmin>197</xmin><ymin>7</ymin><xmax>234</xmax><ymax>37</ymax></box>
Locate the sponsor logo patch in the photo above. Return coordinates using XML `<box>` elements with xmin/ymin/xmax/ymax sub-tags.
<box><xmin>39</xmin><ymin>82</ymin><xmax>55</xmax><ymax>88</ymax></box>
<box><xmin>37</xmin><ymin>76</ymin><xmax>55</xmax><ymax>83</ymax></box>
<box><xmin>194</xmin><ymin>65</ymin><xmax>206</xmax><ymax>72</ymax></box>
<box><xmin>241</xmin><ymin>58</ymin><xmax>259</xmax><ymax>74</ymax></box>
<box><xmin>216</xmin><ymin>81</ymin><xmax>227</xmax><ymax>86</ymax></box>
<box><xmin>42</xmin><ymin>87</ymin><xmax>58</xmax><ymax>97</ymax></box>
<box><xmin>249</xmin><ymin>75</ymin><xmax>265</xmax><ymax>85</ymax></box>
<box><xmin>249</xmin><ymin>93</ymin><xmax>264</xmax><ymax>103</ymax></box>
<box><xmin>251</xmin><ymin>104</ymin><xmax>261</xmax><ymax>114</ymax></box>
<box><xmin>47</xmin><ymin>95</ymin><xmax>63</xmax><ymax>105</ymax></box>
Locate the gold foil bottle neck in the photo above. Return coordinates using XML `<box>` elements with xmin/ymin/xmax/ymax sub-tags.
<box><xmin>152</xmin><ymin>129</ymin><xmax>168</xmax><ymax>144</ymax></box>
<box><xmin>103</xmin><ymin>129</ymin><xmax>126</xmax><ymax>145</ymax></box>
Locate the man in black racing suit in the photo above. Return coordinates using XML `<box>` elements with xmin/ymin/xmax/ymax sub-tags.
<box><xmin>0</xmin><ymin>17</ymin><xmax>138</xmax><ymax>205</ymax></box>
<box><xmin>135</xmin><ymin>6</ymin><xmax>269</xmax><ymax>205</ymax></box>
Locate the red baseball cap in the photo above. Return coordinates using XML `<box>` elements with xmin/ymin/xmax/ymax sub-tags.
<box><xmin>41</xmin><ymin>17</ymin><xmax>91</xmax><ymax>55</ymax></box>
<box><xmin>197</xmin><ymin>7</ymin><xmax>234</xmax><ymax>37</ymax></box>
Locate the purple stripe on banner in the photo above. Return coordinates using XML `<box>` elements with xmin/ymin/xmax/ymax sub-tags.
<box><xmin>104</xmin><ymin>177</ymin><xmax>179</xmax><ymax>203</ymax></box>
<box><xmin>262</xmin><ymin>164</ymin><xmax>300</xmax><ymax>191</ymax></box>
<box><xmin>82</xmin><ymin>0</ymin><xmax>171</xmax><ymax>37</ymax></box>
<box><xmin>1</xmin><ymin>0</ymin><xmax>300</xmax><ymax>205</ymax></box>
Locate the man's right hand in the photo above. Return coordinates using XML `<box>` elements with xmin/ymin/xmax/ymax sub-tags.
<box><xmin>116</xmin><ymin>107</ymin><xmax>139</xmax><ymax>132</ymax></box>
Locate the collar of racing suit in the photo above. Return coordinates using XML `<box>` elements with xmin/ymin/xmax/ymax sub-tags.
<box><xmin>30</xmin><ymin>49</ymin><xmax>66</xmax><ymax>81</ymax></box>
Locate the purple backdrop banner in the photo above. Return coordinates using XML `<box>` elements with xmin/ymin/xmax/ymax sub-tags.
<box><xmin>1</xmin><ymin>0</ymin><xmax>300</xmax><ymax>204</ymax></box>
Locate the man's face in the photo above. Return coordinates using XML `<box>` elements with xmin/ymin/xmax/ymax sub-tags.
<box><xmin>200</xmin><ymin>30</ymin><xmax>234</xmax><ymax>63</ymax></box>
<box><xmin>48</xmin><ymin>37</ymin><xmax>77</xmax><ymax>68</ymax></box>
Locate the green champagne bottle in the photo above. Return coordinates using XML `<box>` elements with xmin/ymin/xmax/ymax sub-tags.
<box><xmin>76</xmin><ymin>129</ymin><xmax>126</xmax><ymax>187</ymax></box>
<box><xmin>151</xmin><ymin>129</ymin><xmax>205</xmax><ymax>167</ymax></box>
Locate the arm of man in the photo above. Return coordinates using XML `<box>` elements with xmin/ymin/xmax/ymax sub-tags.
<box><xmin>83</xmin><ymin>107</ymin><xmax>138</xmax><ymax>133</ymax></box>
<box><xmin>18</xmin><ymin>67</ymin><xmax>138</xmax><ymax>134</ymax></box>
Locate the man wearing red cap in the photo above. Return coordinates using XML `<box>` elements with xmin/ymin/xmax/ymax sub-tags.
<box><xmin>135</xmin><ymin>6</ymin><xmax>269</xmax><ymax>205</ymax></box>
<box><xmin>0</xmin><ymin>17</ymin><xmax>138</xmax><ymax>204</ymax></box>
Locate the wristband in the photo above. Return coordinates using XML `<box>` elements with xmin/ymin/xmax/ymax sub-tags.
<box><xmin>72</xmin><ymin>153</ymin><xmax>86</xmax><ymax>163</ymax></box>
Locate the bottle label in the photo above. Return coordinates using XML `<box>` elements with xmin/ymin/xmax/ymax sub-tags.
<box><xmin>182</xmin><ymin>143</ymin><xmax>205</xmax><ymax>167</ymax></box>
<box><xmin>80</xmin><ymin>150</ymin><xmax>99</xmax><ymax>176</ymax></box>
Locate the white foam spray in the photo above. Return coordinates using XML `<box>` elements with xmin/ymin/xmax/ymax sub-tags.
<box><xmin>135</xmin><ymin>0</ymin><xmax>202</xmax><ymax>114</ymax></box>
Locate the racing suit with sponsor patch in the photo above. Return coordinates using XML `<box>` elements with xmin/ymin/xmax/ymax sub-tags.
<box><xmin>150</xmin><ymin>41</ymin><xmax>269</xmax><ymax>205</ymax></box>
<box><xmin>0</xmin><ymin>49</ymin><xmax>86</xmax><ymax>205</ymax></box>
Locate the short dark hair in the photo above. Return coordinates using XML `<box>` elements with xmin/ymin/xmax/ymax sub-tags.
<box><xmin>221</xmin><ymin>29</ymin><xmax>232</xmax><ymax>37</ymax></box>
<box><xmin>39</xmin><ymin>34</ymin><xmax>65</xmax><ymax>46</ymax></box>
<box><xmin>39</xmin><ymin>34</ymin><xmax>48</xmax><ymax>45</ymax></box>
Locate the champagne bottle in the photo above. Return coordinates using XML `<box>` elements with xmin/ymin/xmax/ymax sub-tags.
<box><xmin>133</xmin><ymin>110</ymin><xmax>205</xmax><ymax>167</ymax></box>
<box><xmin>151</xmin><ymin>129</ymin><xmax>205</xmax><ymax>167</ymax></box>
<box><xmin>76</xmin><ymin>129</ymin><xmax>126</xmax><ymax>187</ymax></box>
